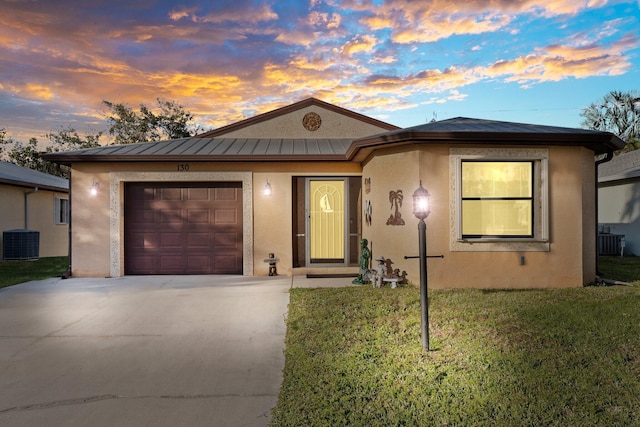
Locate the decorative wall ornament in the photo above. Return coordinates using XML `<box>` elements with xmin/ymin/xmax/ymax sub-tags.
<box><xmin>302</xmin><ymin>112</ymin><xmax>322</xmax><ymax>131</ymax></box>
<box><xmin>364</xmin><ymin>199</ymin><xmax>372</xmax><ymax>226</ymax></box>
<box><xmin>386</xmin><ymin>189</ymin><xmax>405</xmax><ymax>225</ymax></box>
<box><xmin>364</xmin><ymin>177</ymin><xmax>371</xmax><ymax>194</ymax></box>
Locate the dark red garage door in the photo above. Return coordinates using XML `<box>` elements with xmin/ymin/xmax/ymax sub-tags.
<box><xmin>124</xmin><ymin>182</ymin><xmax>243</xmax><ymax>275</ymax></box>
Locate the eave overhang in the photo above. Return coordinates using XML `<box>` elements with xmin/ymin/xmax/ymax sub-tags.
<box><xmin>347</xmin><ymin>130</ymin><xmax>626</xmax><ymax>164</ymax></box>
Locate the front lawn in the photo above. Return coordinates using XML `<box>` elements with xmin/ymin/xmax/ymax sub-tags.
<box><xmin>272</xmin><ymin>284</ymin><xmax>640</xmax><ymax>426</ymax></box>
<box><xmin>0</xmin><ymin>257</ymin><xmax>68</xmax><ymax>289</ymax></box>
<box><xmin>598</xmin><ymin>255</ymin><xmax>640</xmax><ymax>283</ymax></box>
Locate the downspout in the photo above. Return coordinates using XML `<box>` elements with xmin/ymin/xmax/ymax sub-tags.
<box><xmin>595</xmin><ymin>151</ymin><xmax>614</xmax><ymax>277</ymax></box>
<box><xmin>24</xmin><ymin>187</ymin><xmax>38</xmax><ymax>229</ymax></box>
<box><xmin>63</xmin><ymin>175</ymin><xmax>72</xmax><ymax>279</ymax></box>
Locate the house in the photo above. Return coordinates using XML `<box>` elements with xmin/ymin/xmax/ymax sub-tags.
<box><xmin>598</xmin><ymin>149</ymin><xmax>640</xmax><ymax>255</ymax></box>
<box><xmin>43</xmin><ymin>98</ymin><xmax>624</xmax><ymax>287</ymax></box>
<box><xmin>0</xmin><ymin>161</ymin><xmax>69</xmax><ymax>259</ymax></box>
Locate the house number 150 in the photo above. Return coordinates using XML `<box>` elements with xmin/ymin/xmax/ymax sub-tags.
<box><xmin>177</xmin><ymin>164</ymin><xmax>190</xmax><ymax>171</ymax></box>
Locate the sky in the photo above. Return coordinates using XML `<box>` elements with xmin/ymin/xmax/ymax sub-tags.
<box><xmin>1</xmin><ymin>0</ymin><xmax>639</xmax><ymax>144</ymax></box>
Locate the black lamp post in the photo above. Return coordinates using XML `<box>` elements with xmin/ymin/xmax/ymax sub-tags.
<box><xmin>412</xmin><ymin>181</ymin><xmax>431</xmax><ymax>351</ymax></box>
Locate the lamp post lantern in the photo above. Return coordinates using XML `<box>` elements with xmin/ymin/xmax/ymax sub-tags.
<box><xmin>412</xmin><ymin>181</ymin><xmax>431</xmax><ymax>351</ymax></box>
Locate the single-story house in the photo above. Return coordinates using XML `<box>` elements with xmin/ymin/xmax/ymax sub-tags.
<box><xmin>0</xmin><ymin>161</ymin><xmax>69</xmax><ymax>259</ymax></box>
<box><xmin>598</xmin><ymin>149</ymin><xmax>640</xmax><ymax>256</ymax></box>
<box><xmin>44</xmin><ymin>98</ymin><xmax>624</xmax><ymax>288</ymax></box>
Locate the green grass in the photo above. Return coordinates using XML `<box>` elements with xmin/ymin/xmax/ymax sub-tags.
<box><xmin>0</xmin><ymin>256</ymin><xmax>68</xmax><ymax>289</ymax></box>
<box><xmin>598</xmin><ymin>256</ymin><xmax>640</xmax><ymax>283</ymax></box>
<box><xmin>272</xmin><ymin>282</ymin><xmax>640</xmax><ymax>425</ymax></box>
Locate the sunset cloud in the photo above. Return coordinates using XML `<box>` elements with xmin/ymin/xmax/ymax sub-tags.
<box><xmin>0</xmin><ymin>0</ymin><xmax>637</xmax><ymax>143</ymax></box>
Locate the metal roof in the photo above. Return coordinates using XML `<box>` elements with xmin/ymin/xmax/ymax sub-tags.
<box><xmin>348</xmin><ymin>117</ymin><xmax>626</xmax><ymax>162</ymax></box>
<box><xmin>43</xmin><ymin>137</ymin><xmax>354</xmax><ymax>164</ymax></box>
<box><xmin>0</xmin><ymin>161</ymin><xmax>69</xmax><ymax>191</ymax></box>
<box><xmin>43</xmin><ymin>117</ymin><xmax>626</xmax><ymax>165</ymax></box>
<box><xmin>398</xmin><ymin>117</ymin><xmax>610</xmax><ymax>134</ymax></box>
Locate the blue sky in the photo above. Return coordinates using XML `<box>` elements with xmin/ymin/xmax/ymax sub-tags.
<box><xmin>0</xmin><ymin>0</ymin><xmax>638</xmax><ymax>143</ymax></box>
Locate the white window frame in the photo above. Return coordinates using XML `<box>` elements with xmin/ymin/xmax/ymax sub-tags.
<box><xmin>450</xmin><ymin>148</ymin><xmax>549</xmax><ymax>252</ymax></box>
<box><xmin>54</xmin><ymin>197</ymin><xmax>69</xmax><ymax>225</ymax></box>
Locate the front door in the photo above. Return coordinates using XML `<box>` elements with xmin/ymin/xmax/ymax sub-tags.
<box><xmin>307</xmin><ymin>178</ymin><xmax>347</xmax><ymax>266</ymax></box>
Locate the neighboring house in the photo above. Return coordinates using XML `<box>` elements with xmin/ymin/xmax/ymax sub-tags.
<box><xmin>0</xmin><ymin>161</ymin><xmax>69</xmax><ymax>259</ymax></box>
<box><xmin>43</xmin><ymin>98</ymin><xmax>623</xmax><ymax>288</ymax></box>
<box><xmin>598</xmin><ymin>149</ymin><xmax>640</xmax><ymax>255</ymax></box>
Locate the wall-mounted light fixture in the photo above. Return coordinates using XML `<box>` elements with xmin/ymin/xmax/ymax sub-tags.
<box><xmin>264</xmin><ymin>180</ymin><xmax>272</xmax><ymax>196</ymax></box>
<box><xmin>90</xmin><ymin>179</ymin><xmax>99</xmax><ymax>196</ymax></box>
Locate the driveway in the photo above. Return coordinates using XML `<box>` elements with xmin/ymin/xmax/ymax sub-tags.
<box><xmin>0</xmin><ymin>275</ymin><xmax>296</xmax><ymax>427</ymax></box>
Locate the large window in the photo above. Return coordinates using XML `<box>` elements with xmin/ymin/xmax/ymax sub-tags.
<box><xmin>450</xmin><ymin>148</ymin><xmax>549</xmax><ymax>251</ymax></box>
<box><xmin>55</xmin><ymin>197</ymin><xmax>69</xmax><ymax>225</ymax></box>
<box><xmin>461</xmin><ymin>161</ymin><xmax>533</xmax><ymax>238</ymax></box>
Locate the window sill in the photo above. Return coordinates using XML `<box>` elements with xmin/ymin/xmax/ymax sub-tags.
<box><xmin>451</xmin><ymin>238</ymin><xmax>550</xmax><ymax>252</ymax></box>
<box><xmin>459</xmin><ymin>238</ymin><xmax>549</xmax><ymax>243</ymax></box>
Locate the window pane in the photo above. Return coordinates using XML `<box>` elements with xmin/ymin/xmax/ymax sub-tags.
<box><xmin>55</xmin><ymin>198</ymin><xmax>69</xmax><ymax>224</ymax></box>
<box><xmin>462</xmin><ymin>200</ymin><xmax>532</xmax><ymax>236</ymax></box>
<box><xmin>462</xmin><ymin>162</ymin><xmax>532</xmax><ymax>198</ymax></box>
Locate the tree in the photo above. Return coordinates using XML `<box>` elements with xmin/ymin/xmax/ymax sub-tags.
<box><xmin>0</xmin><ymin>126</ymin><xmax>102</xmax><ymax>178</ymax></box>
<box><xmin>1</xmin><ymin>98</ymin><xmax>201</xmax><ymax>176</ymax></box>
<box><xmin>581</xmin><ymin>90</ymin><xmax>640</xmax><ymax>152</ymax></box>
<box><xmin>103</xmin><ymin>98</ymin><xmax>201</xmax><ymax>145</ymax></box>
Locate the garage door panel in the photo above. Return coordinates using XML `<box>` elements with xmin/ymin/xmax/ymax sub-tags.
<box><xmin>215</xmin><ymin>187</ymin><xmax>238</xmax><ymax>201</ymax></box>
<box><xmin>160</xmin><ymin>255</ymin><xmax>184</xmax><ymax>273</ymax></box>
<box><xmin>187</xmin><ymin>209</ymin><xmax>209</xmax><ymax>224</ymax></box>
<box><xmin>128</xmin><ymin>232</ymin><xmax>157</xmax><ymax>249</ymax></box>
<box><xmin>160</xmin><ymin>210</ymin><xmax>183</xmax><ymax>224</ymax></box>
<box><xmin>214</xmin><ymin>232</ymin><xmax>240</xmax><ymax>248</ymax></box>
<box><xmin>214</xmin><ymin>209</ymin><xmax>237</xmax><ymax>224</ymax></box>
<box><xmin>128</xmin><ymin>256</ymin><xmax>156</xmax><ymax>274</ymax></box>
<box><xmin>214</xmin><ymin>255</ymin><xmax>240</xmax><ymax>273</ymax></box>
<box><xmin>187</xmin><ymin>232</ymin><xmax>210</xmax><ymax>247</ymax></box>
<box><xmin>187</xmin><ymin>255</ymin><xmax>210</xmax><ymax>273</ymax></box>
<box><xmin>160</xmin><ymin>188</ymin><xmax>182</xmax><ymax>200</ymax></box>
<box><xmin>125</xmin><ymin>182</ymin><xmax>242</xmax><ymax>275</ymax></box>
<box><xmin>187</xmin><ymin>188</ymin><xmax>210</xmax><ymax>200</ymax></box>
<box><xmin>160</xmin><ymin>232</ymin><xmax>182</xmax><ymax>248</ymax></box>
<box><xmin>131</xmin><ymin>209</ymin><xmax>155</xmax><ymax>223</ymax></box>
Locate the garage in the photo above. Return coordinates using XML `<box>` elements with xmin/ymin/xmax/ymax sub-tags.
<box><xmin>124</xmin><ymin>182</ymin><xmax>243</xmax><ymax>275</ymax></box>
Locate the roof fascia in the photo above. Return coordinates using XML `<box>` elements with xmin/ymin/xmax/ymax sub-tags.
<box><xmin>0</xmin><ymin>178</ymin><xmax>69</xmax><ymax>192</ymax></box>
<box><xmin>347</xmin><ymin>131</ymin><xmax>626</xmax><ymax>162</ymax></box>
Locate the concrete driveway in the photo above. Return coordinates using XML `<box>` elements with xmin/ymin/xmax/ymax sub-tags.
<box><xmin>0</xmin><ymin>275</ymin><xmax>298</xmax><ymax>427</ymax></box>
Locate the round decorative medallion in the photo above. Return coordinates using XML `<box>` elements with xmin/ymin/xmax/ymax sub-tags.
<box><xmin>302</xmin><ymin>112</ymin><xmax>322</xmax><ymax>131</ymax></box>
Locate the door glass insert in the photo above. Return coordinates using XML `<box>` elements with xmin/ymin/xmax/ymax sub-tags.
<box><xmin>309</xmin><ymin>180</ymin><xmax>345</xmax><ymax>263</ymax></box>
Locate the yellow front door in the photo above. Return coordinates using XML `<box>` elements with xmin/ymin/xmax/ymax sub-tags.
<box><xmin>308</xmin><ymin>179</ymin><xmax>345</xmax><ymax>263</ymax></box>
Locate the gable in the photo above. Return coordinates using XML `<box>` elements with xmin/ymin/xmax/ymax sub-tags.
<box><xmin>198</xmin><ymin>98</ymin><xmax>399</xmax><ymax>139</ymax></box>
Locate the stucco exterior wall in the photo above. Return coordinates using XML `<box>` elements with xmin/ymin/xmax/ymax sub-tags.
<box><xmin>0</xmin><ymin>183</ymin><xmax>69</xmax><ymax>258</ymax></box>
<box><xmin>362</xmin><ymin>145</ymin><xmax>597</xmax><ymax>288</ymax></box>
<box><xmin>69</xmin><ymin>161</ymin><xmax>360</xmax><ymax>277</ymax></box>
<box><xmin>217</xmin><ymin>105</ymin><xmax>390</xmax><ymax>139</ymax></box>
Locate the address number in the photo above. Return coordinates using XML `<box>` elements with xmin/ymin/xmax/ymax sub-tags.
<box><xmin>177</xmin><ymin>164</ymin><xmax>190</xmax><ymax>171</ymax></box>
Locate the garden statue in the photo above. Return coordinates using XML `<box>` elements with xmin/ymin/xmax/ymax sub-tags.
<box><xmin>352</xmin><ymin>238</ymin><xmax>371</xmax><ymax>284</ymax></box>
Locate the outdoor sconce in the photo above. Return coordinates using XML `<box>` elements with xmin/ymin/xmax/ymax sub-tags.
<box><xmin>89</xmin><ymin>179</ymin><xmax>99</xmax><ymax>196</ymax></box>
<box><xmin>264</xmin><ymin>180</ymin><xmax>272</xmax><ymax>196</ymax></box>
<box><xmin>412</xmin><ymin>181</ymin><xmax>431</xmax><ymax>351</ymax></box>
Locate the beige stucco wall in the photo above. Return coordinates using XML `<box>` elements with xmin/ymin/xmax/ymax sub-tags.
<box><xmin>69</xmin><ymin>161</ymin><xmax>360</xmax><ymax>277</ymax></box>
<box><xmin>68</xmin><ymin>144</ymin><xmax>599</xmax><ymax>288</ymax></box>
<box><xmin>0</xmin><ymin>183</ymin><xmax>69</xmax><ymax>258</ymax></box>
<box><xmin>217</xmin><ymin>105</ymin><xmax>391</xmax><ymax>139</ymax></box>
<box><xmin>362</xmin><ymin>145</ymin><xmax>597</xmax><ymax>288</ymax></box>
